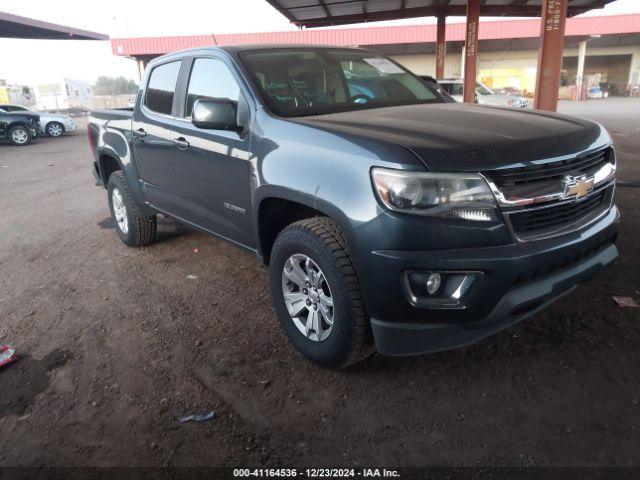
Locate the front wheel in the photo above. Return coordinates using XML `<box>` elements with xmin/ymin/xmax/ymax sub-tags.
<box><xmin>8</xmin><ymin>125</ymin><xmax>31</xmax><ymax>146</ymax></box>
<box><xmin>46</xmin><ymin>122</ymin><xmax>64</xmax><ymax>137</ymax></box>
<box><xmin>269</xmin><ymin>217</ymin><xmax>373</xmax><ymax>369</ymax></box>
<box><xmin>107</xmin><ymin>171</ymin><xmax>157</xmax><ymax>247</ymax></box>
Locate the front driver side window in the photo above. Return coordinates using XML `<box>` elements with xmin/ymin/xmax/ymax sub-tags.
<box><xmin>185</xmin><ymin>58</ymin><xmax>241</xmax><ymax>117</ymax></box>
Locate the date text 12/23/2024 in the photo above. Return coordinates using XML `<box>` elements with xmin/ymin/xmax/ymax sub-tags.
<box><xmin>233</xmin><ymin>468</ymin><xmax>401</xmax><ymax>478</ymax></box>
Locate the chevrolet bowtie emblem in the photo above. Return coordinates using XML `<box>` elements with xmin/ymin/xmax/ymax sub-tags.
<box><xmin>563</xmin><ymin>174</ymin><xmax>595</xmax><ymax>200</ymax></box>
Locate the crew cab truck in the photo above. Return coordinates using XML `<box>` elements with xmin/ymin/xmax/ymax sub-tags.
<box><xmin>88</xmin><ymin>46</ymin><xmax>619</xmax><ymax>368</ymax></box>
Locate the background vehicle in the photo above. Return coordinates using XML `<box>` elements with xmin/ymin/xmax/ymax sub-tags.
<box><xmin>0</xmin><ymin>107</ymin><xmax>39</xmax><ymax>146</ymax></box>
<box><xmin>419</xmin><ymin>75</ymin><xmax>456</xmax><ymax>102</ymax></box>
<box><xmin>89</xmin><ymin>46</ymin><xmax>618</xmax><ymax>368</ymax></box>
<box><xmin>0</xmin><ymin>104</ymin><xmax>76</xmax><ymax>137</ymax></box>
<box><xmin>439</xmin><ymin>78</ymin><xmax>530</xmax><ymax>108</ymax></box>
<box><xmin>587</xmin><ymin>85</ymin><xmax>609</xmax><ymax>99</ymax></box>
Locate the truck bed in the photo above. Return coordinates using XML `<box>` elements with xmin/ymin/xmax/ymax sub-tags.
<box><xmin>90</xmin><ymin>108</ymin><xmax>133</xmax><ymax>121</ymax></box>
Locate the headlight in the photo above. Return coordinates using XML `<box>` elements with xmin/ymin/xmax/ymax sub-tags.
<box><xmin>371</xmin><ymin>168</ymin><xmax>498</xmax><ymax>221</ymax></box>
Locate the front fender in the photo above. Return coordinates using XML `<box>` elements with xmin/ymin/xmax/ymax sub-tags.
<box><xmin>251</xmin><ymin>110</ymin><xmax>424</xmax><ymax>267</ymax></box>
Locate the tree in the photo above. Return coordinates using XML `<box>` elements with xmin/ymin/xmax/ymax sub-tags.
<box><xmin>93</xmin><ymin>76</ymin><xmax>138</xmax><ymax>96</ymax></box>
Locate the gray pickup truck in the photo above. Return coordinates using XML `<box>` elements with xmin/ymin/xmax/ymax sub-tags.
<box><xmin>88</xmin><ymin>46</ymin><xmax>619</xmax><ymax>368</ymax></box>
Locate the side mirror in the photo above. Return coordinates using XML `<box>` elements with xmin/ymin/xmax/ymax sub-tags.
<box><xmin>191</xmin><ymin>98</ymin><xmax>240</xmax><ymax>131</ymax></box>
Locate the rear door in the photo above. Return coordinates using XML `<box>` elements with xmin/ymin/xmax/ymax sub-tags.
<box><xmin>169</xmin><ymin>55</ymin><xmax>255</xmax><ymax>248</ymax></box>
<box><xmin>133</xmin><ymin>59</ymin><xmax>183</xmax><ymax>212</ymax></box>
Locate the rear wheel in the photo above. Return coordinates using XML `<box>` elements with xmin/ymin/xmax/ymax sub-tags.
<box><xmin>107</xmin><ymin>171</ymin><xmax>157</xmax><ymax>247</ymax></box>
<box><xmin>269</xmin><ymin>217</ymin><xmax>373</xmax><ymax>369</ymax></box>
<box><xmin>46</xmin><ymin>121</ymin><xmax>64</xmax><ymax>137</ymax></box>
<box><xmin>8</xmin><ymin>125</ymin><xmax>31</xmax><ymax>146</ymax></box>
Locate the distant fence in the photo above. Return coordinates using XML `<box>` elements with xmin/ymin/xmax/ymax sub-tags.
<box><xmin>92</xmin><ymin>95</ymin><xmax>136</xmax><ymax>110</ymax></box>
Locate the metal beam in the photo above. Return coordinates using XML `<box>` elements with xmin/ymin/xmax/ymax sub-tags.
<box><xmin>265</xmin><ymin>0</ymin><xmax>607</xmax><ymax>27</ymax></box>
<box><xmin>463</xmin><ymin>0</ymin><xmax>481</xmax><ymax>103</ymax></box>
<box><xmin>436</xmin><ymin>15</ymin><xmax>447</xmax><ymax>79</ymax></box>
<box><xmin>318</xmin><ymin>0</ymin><xmax>332</xmax><ymax>18</ymax></box>
<box><xmin>0</xmin><ymin>11</ymin><xmax>108</xmax><ymax>40</ymax></box>
<box><xmin>534</xmin><ymin>0</ymin><xmax>569</xmax><ymax>111</ymax></box>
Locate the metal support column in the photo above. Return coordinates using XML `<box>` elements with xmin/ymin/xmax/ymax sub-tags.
<box><xmin>137</xmin><ymin>59</ymin><xmax>146</xmax><ymax>80</ymax></box>
<box><xmin>534</xmin><ymin>0</ymin><xmax>569</xmax><ymax>111</ymax></box>
<box><xmin>463</xmin><ymin>0</ymin><xmax>481</xmax><ymax>104</ymax></box>
<box><xmin>576</xmin><ymin>39</ymin><xmax>587</xmax><ymax>101</ymax></box>
<box><xmin>436</xmin><ymin>15</ymin><xmax>447</xmax><ymax>79</ymax></box>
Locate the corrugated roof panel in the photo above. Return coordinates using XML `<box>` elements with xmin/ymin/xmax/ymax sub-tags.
<box><xmin>265</xmin><ymin>0</ymin><xmax>619</xmax><ymax>26</ymax></box>
<box><xmin>111</xmin><ymin>13</ymin><xmax>640</xmax><ymax>57</ymax></box>
<box><xmin>291</xmin><ymin>6</ymin><xmax>327</xmax><ymax>20</ymax></box>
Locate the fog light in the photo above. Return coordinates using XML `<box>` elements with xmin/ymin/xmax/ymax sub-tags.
<box><xmin>426</xmin><ymin>272</ymin><xmax>442</xmax><ymax>295</ymax></box>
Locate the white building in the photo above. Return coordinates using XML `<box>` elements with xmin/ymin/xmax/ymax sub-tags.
<box><xmin>35</xmin><ymin>78</ymin><xmax>93</xmax><ymax>111</ymax></box>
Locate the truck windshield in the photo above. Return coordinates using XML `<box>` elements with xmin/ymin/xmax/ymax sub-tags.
<box><xmin>240</xmin><ymin>48</ymin><xmax>441</xmax><ymax>117</ymax></box>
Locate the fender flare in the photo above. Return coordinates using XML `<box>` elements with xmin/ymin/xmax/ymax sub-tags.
<box><xmin>97</xmin><ymin>149</ymin><xmax>155</xmax><ymax>217</ymax></box>
<box><xmin>253</xmin><ymin>184</ymin><xmax>358</xmax><ymax>257</ymax></box>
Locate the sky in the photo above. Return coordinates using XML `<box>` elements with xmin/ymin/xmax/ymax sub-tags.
<box><xmin>1</xmin><ymin>0</ymin><xmax>639</xmax><ymax>87</ymax></box>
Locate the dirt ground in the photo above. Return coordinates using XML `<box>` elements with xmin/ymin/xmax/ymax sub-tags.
<box><xmin>0</xmin><ymin>99</ymin><xmax>639</xmax><ymax>469</ymax></box>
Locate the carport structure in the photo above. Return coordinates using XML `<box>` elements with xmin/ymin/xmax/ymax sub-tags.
<box><xmin>265</xmin><ymin>0</ymin><xmax>618</xmax><ymax>111</ymax></box>
<box><xmin>0</xmin><ymin>11</ymin><xmax>107</xmax><ymax>40</ymax></box>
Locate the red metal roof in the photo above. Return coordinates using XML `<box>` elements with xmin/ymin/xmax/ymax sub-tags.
<box><xmin>112</xmin><ymin>13</ymin><xmax>640</xmax><ymax>58</ymax></box>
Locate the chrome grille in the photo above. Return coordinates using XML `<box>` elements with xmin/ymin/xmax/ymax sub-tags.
<box><xmin>506</xmin><ymin>185</ymin><xmax>613</xmax><ymax>241</ymax></box>
<box><xmin>485</xmin><ymin>146</ymin><xmax>613</xmax><ymax>188</ymax></box>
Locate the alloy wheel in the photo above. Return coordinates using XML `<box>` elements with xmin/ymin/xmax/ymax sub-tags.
<box><xmin>281</xmin><ymin>253</ymin><xmax>334</xmax><ymax>342</ymax></box>
<box><xmin>111</xmin><ymin>187</ymin><xmax>129</xmax><ymax>234</ymax></box>
<box><xmin>11</xmin><ymin>128</ymin><xmax>29</xmax><ymax>144</ymax></box>
<box><xmin>48</xmin><ymin>123</ymin><xmax>63</xmax><ymax>137</ymax></box>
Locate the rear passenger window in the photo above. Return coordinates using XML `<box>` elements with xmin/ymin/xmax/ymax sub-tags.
<box><xmin>144</xmin><ymin>61</ymin><xmax>181</xmax><ymax>115</ymax></box>
<box><xmin>185</xmin><ymin>58</ymin><xmax>240</xmax><ymax>117</ymax></box>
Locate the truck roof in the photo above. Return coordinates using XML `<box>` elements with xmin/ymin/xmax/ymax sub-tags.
<box><xmin>150</xmin><ymin>44</ymin><xmax>371</xmax><ymax>64</ymax></box>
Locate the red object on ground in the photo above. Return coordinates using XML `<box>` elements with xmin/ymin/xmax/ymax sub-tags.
<box><xmin>192</xmin><ymin>248</ymin><xmax>199</xmax><ymax>254</ymax></box>
<box><xmin>0</xmin><ymin>345</ymin><xmax>17</xmax><ymax>368</ymax></box>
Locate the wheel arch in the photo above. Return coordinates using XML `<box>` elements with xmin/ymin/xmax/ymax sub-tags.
<box><xmin>255</xmin><ymin>186</ymin><xmax>355</xmax><ymax>265</ymax></box>
<box><xmin>98</xmin><ymin>153</ymin><xmax>124</xmax><ymax>186</ymax></box>
<box><xmin>8</xmin><ymin>121</ymin><xmax>30</xmax><ymax>130</ymax></box>
<box><xmin>99</xmin><ymin>151</ymin><xmax>155</xmax><ymax>217</ymax></box>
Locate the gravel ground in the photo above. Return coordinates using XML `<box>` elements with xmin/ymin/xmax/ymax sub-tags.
<box><xmin>0</xmin><ymin>99</ymin><xmax>639</xmax><ymax>468</ymax></box>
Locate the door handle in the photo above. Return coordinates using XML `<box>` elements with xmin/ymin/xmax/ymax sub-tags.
<box><xmin>133</xmin><ymin>128</ymin><xmax>147</xmax><ymax>138</ymax></box>
<box><xmin>173</xmin><ymin>137</ymin><xmax>190</xmax><ymax>150</ymax></box>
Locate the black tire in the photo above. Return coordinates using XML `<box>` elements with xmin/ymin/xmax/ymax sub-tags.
<box><xmin>269</xmin><ymin>217</ymin><xmax>373</xmax><ymax>369</ymax></box>
<box><xmin>107</xmin><ymin>171</ymin><xmax>157</xmax><ymax>247</ymax></box>
<box><xmin>46</xmin><ymin>121</ymin><xmax>64</xmax><ymax>137</ymax></box>
<box><xmin>8</xmin><ymin>125</ymin><xmax>32</xmax><ymax>146</ymax></box>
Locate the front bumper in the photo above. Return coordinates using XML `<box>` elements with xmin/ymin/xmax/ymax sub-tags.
<box><xmin>363</xmin><ymin>206</ymin><xmax>619</xmax><ymax>356</ymax></box>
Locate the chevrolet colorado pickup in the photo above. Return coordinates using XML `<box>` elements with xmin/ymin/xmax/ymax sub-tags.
<box><xmin>88</xmin><ymin>46</ymin><xmax>619</xmax><ymax>368</ymax></box>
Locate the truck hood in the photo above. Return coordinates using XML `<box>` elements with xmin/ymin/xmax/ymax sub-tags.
<box><xmin>291</xmin><ymin>103</ymin><xmax>607</xmax><ymax>171</ymax></box>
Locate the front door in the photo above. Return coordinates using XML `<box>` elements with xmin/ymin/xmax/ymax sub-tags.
<box><xmin>133</xmin><ymin>59</ymin><xmax>182</xmax><ymax>212</ymax></box>
<box><xmin>170</xmin><ymin>57</ymin><xmax>254</xmax><ymax>248</ymax></box>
